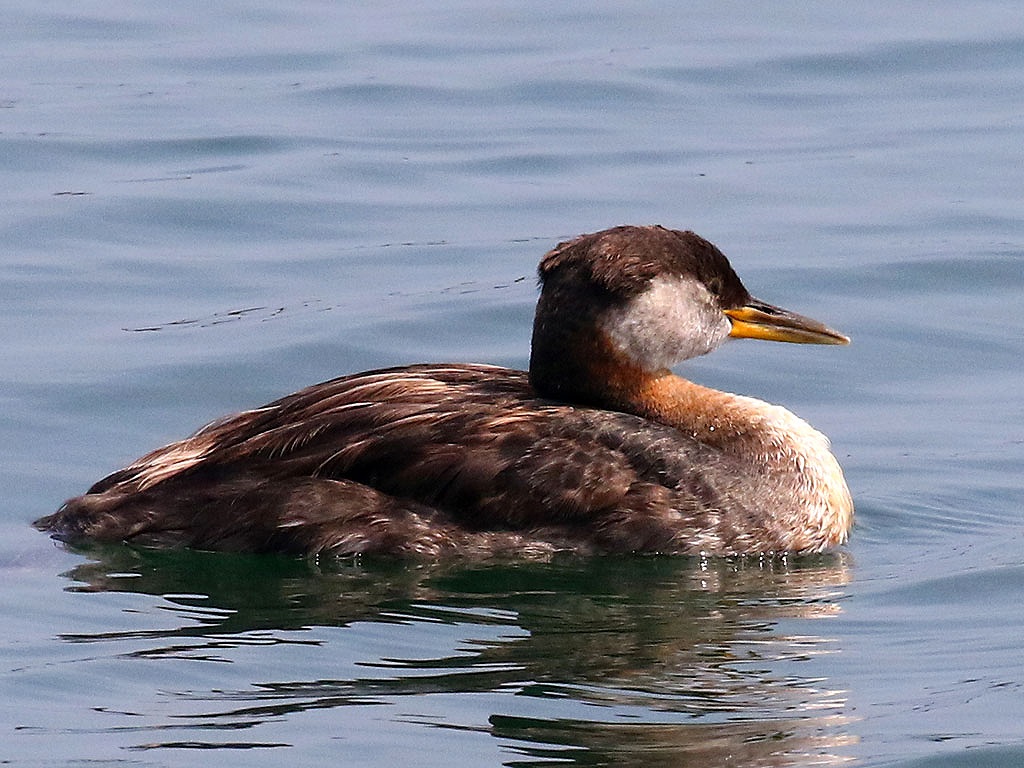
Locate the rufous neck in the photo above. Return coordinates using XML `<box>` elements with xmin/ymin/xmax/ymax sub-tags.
<box><xmin>617</xmin><ymin>371</ymin><xmax>749</xmax><ymax>449</ymax></box>
<box><xmin>622</xmin><ymin>369</ymin><xmax>853</xmax><ymax>549</ymax></box>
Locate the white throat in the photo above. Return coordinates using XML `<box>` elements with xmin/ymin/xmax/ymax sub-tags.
<box><xmin>599</xmin><ymin>275</ymin><xmax>732</xmax><ymax>370</ymax></box>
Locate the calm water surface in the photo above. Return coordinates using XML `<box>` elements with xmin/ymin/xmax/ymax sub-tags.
<box><xmin>2</xmin><ymin>2</ymin><xmax>1023</xmax><ymax>766</ymax></box>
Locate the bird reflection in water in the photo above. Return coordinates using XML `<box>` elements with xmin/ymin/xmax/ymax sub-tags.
<box><xmin>56</xmin><ymin>547</ymin><xmax>856</xmax><ymax>766</ymax></box>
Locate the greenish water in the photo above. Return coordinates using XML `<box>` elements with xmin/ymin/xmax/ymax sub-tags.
<box><xmin>3</xmin><ymin>2</ymin><xmax>1024</xmax><ymax>766</ymax></box>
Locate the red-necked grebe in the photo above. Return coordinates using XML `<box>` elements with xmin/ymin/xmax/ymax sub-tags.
<box><xmin>36</xmin><ymin>225</ymin><xmax>852</xmax><ymax>557</ymax></box>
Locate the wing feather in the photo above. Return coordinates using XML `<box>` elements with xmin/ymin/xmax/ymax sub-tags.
<box><xmin>41</xmin><ymin>363</ymin><xmax>764</xmax><ymax>555</ymax></box>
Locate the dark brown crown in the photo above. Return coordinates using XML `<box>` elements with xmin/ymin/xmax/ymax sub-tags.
<box><xmin>538</xmin><ymin>225</ymin><xmax>751</xmax><ymax>308</ymax></box>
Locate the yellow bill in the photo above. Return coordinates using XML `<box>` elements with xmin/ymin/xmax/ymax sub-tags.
<box><xmin>724</xmin><ymin>300</ymin><xmax>849</xmax><ymax>345</ymax></box>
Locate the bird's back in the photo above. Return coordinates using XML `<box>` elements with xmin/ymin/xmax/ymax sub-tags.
<box><xmin>39</xmin><ymin>363</ymin><xmax>770</xmax><ymax>557</ymax></box>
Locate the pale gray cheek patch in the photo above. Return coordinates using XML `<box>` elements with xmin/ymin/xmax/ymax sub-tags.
<box><xmin>601</xmin><ymin>276</ymin><xmax>732</xmax><ymax>370</ymax></box>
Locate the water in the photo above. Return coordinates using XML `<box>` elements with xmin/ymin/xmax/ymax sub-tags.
<box><xmin>3</xmin><ymin>2</ymin><xmax>1023</xmax><ymax>765</ymax></box>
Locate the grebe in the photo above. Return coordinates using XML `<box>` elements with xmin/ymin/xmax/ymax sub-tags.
<box><xmin>37</xmin><ymin>225</ymin><xmax>852</xmax><ymax>557</ymax></box>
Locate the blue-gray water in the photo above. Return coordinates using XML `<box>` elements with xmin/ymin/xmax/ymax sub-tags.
<box><xmin>3</xmin><ymin>2</ymin><xmax>1023</xmax><ymax>766</ymax></box>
